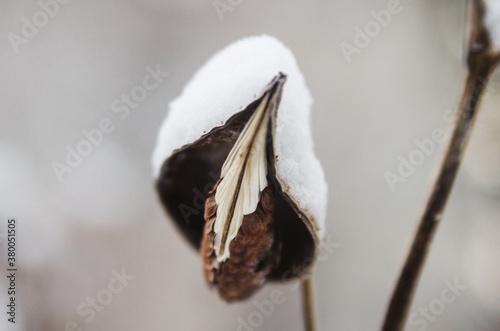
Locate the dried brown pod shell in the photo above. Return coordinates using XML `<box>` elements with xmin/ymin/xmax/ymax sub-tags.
<box><xmin>152</xmin><ymin>36</ymin><xmax>327</xmax><ymax>301</ymax></box>
<box><xmin>201</xmin><ymin>186</ymin><xmax>280</xmax><ymax>301</ymax></box>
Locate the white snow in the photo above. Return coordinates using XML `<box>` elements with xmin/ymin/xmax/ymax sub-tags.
<box><xmin>152</xmin><ymin>35</ymin><xmax>327</xmax><ymax>236</ymax></box>
<box><xmin>485</xmin><ymin>0</ymin><xmax>500</xmax><ymax>50</ymax></box>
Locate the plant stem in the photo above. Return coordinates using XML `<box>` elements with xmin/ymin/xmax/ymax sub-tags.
<box><xmin>381</xmin><ymin>54</ymin><xmax>499</xmax><ymax>331</ymax></box>
<box><xmin>302</xmin><ymin>277</ymin><xmax>317</xmax><ymax>331</ymax></box>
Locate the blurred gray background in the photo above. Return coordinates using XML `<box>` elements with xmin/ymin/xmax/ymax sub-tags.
<box><xmin>1</xmin><ymin>0</ymin><xmax>500</xmax><ymax>330</ymax></box>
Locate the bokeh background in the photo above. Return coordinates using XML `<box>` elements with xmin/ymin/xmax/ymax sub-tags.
<box><xmin>1</xmin><ymin>0</ymin><xmax>500</xmax><ymax>330</ymax></box>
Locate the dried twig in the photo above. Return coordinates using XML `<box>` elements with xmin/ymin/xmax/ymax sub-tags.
<box><xmin>382</xmin><ymin>1</ymin><xmax>500</xmax><ymax>329</ymax></box>
<box><xmin>382</xmin><ymin>55</ymin><xmax>499</xmax><ymax>331</ymax></box>
<box><xmin>302</xmin><ymin>277</ymin><xmax>318</xmax><ymax>331</ymax></box>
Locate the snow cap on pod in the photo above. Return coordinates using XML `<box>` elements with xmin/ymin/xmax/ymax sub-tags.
<box><xmin>153</xmin><ymin>35</ymin><xmax>327</xmax><ymax>237</ymax></box>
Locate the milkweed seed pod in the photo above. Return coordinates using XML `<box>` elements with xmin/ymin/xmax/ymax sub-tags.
<box><xmin>152</xmin><ymin>35</ymin><xmax>327</xmax><ymax>302</ymax></box>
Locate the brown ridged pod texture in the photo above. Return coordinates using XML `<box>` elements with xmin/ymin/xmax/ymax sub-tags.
<box><xmin>200</xmin><ymin>185</ymin><xmax>281</xmax><ymax>302</ymax></box>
